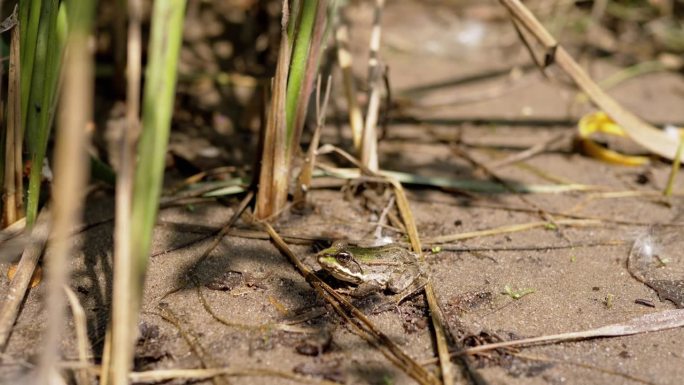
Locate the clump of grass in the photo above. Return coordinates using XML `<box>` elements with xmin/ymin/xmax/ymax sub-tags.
<box><xmin>22</xmin><ymin>0</ymin><xmax>68</xmax><ymax>226</ymax></box>
<box><xmin>255</xmin><ymin>0</ymin><xmax>337</xmax><ymax>219</ymax></box>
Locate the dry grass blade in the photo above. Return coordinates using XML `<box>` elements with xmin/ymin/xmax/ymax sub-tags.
<box><xmin>0</xmin><ymin>218</ymin><xmax>28</xmax><ymax>260</ymax></box>
<box><xmin>318</xmin><ymin>166</ymin><xmax>595</xmax><ymax>193</ymax></box>
<box><xmin>335</xmin><ymin>22</ymin><xmax>364</xmax><ymax>151</ymax></box>
<box><xmin>155</xmin><ymin>305</ymin><xmax>229</xmax><ymax>385</ymax></box>
<box><xmin>459</xmin><ymin>309</ymin><xmax>684</xmax><ymax>355</ymax></box>
<box><xmin>424</xmin><ymin>219</ymin><xmax>602</xmax><ymax>244</ymax></box>
<box><xmin>387</xmin><ymin>179</ymin><xmax>454</xmax><ymax>385</ymax></box>
<box><xmin>36</xmin><ymin>1</ymin><xmax>95</xmax><ymax>380</ymax></box>
<box><xmin>486</xmin><ymin>132</ymin><xmax>572</xmax><ymax>169</ymax></box>
<box><xmin>105</xmin><ymin>0</ymin><xmax>143</xmax><ymax>383</ymax></box>
<box><xmin>195</xmin><ymin>284</ymin><xmax>315</xmax><ymax>333</ymax></box>
<box><xmin>590</xmin><ymin>190</ymin><xmax>684</xmax><ymax>199</ymax></box>
<box><xmin>0</xmin><ymin>216</ymin><xmax>25</xmax><ymax>243</ymax></box>
<box><xmin>295</xmin><ymin>75</ymin><xmax>331</xmax><ymax>207</ymax></box>
<box><xmin>360</xmin><ymin>0</ymin><xmax>385</xmax><ymax>172</ymax></box>
<box><xmin>255</xmin><ymin>0</ymin><xmax>291</xmax><ymax>219</ymax></box>
<box><xmin>129</xmin><ymin>367</ymin><xmax>339</xmax><ymax>384</ymax></box>
<box><xmin>498</xmin><ymin>0</ymin><xmax>683</xmax><ymax>161</ymax></box>
<box><xmin>262</xmin><ymin>222</ymin><xmax>440</xmax><ymax>385</ymax></box>
<box><xmin>108</xmin><ymin>0</ymin><xmax>187</xmax><ymax>382</ymax></box>
<box><xmin>449</xmin><ymin>201</ymin><xmax>682</xmax><ymax>228</ymax></box>
<box><xmin>3</xmin><ymin>14</ymin><xmax>22</xmax><ymax>225</ymax></box>
<box><xmin>158</xmin><ymin>191</ymin><xmax>254</xmax><ymax>300</ymax></box>
<box><xmin>663</xmin><ymin>134</ymin><xmax>684</xmax><ymax>197</ymax></box>
<box><xmin>425</xmin><ymin>239</ymin><xmax>624</xmax><ymax>253</ymax></box>
<box><xmin>0</xmin><ymin>209</ymin><xmax>50</xmax><ymax>350</ymax></box>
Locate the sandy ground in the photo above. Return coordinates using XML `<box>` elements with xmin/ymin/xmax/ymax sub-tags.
<box><xmin>2</xmin><ymin>1</ymin><xmax>684</xmax><ymax>384</ymax></box>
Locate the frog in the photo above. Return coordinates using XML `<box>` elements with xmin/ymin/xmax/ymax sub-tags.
<box><xmin>316</xmin><ymin>241</ymin><xmax>427</xmax><ymax>300</ymax></box>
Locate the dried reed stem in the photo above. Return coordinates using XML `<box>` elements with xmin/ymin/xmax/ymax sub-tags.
<box><xmin>105</xmin><ymin>0</ymin><xmax>143</xmax><ymax>383</ymax></box>
<box><xmin>36</xmin><ymin>2</ymin><xmax>94</xmax><ymax>380</ymax></box>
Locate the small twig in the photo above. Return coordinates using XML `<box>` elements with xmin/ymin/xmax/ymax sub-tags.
<box><xmin>191</xmin><ymin>191</ymin><xmax>255</xmax><ymax>269</ymax></box>
<box><xmin>373</xmin><ymin>195</ymin><xmax>395</xmax><ymax>241</ymax></box>
<box><xmin>64</xmin><ymin>286</ymin><xmax>94</xmax><ymax>385</ymax></box>
<box><xmin>159</xmin><ymin>191</ymin><xmax>254</xmax><ymax>299</ymax></box>
<box><xmin>508</xmin><ymin>17</ymin><xmax>550</xmax><ymax>79</ymax></box>
<box><xmin>154</xmin><ymin>305</ymin><xmax>229</xmax><ymax>385</ymax></box>
<box><xmin>405</xmin><ymin>69</ymin><xmax>536</xmax><ymax>110</ymax></box>
<box><xmin>0</xmin><ymin>209</ymin><xmax>50</xmax><ymax>350</ymax></box>
<box><xmin>168</xmin><ymin>165</ymin><xmax>245</xmax><ymax>194</ymax></box>
<box><xmin>0</xmin><ymin>218</ymin><xmax>28</xmax><ymax>262</ymax></box>
<box><xmin>0</xmin><ymin>5</ymin><xmax>18</xmax><ymax>33</ymax></box>
<box><xmin>128</xmin><ymin>367</ymin><xmax>340</xmax><ymax>385</ymax></box>
<box><xmin>294</xmin><ymin>74</ymin><xmax>332</xmax><ymax>207</ymax></box>
<box><xmin>194</xmin><ymin>281</ymin><xmax>316</xmax><ymax>334</ymax></box>
<box><xmin>487</xmin><ymin>131</ymin><xmax>572</xmax><ymax>169</ymax></box>
<box><xmin>457</xmin><ymin>308</ymin><xmax>684</xmax><ymax>356</ymax></box>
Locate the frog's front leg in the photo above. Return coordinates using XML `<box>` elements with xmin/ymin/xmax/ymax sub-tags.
<box><xmin>350</xmin><ymin>281</ymin><xmax>384</xmax><ymax>298</ymax></box>
<box><xmin>387</xmin><ymin>264</ymin><xmax>424</xmax><ymax>294</ymax></box>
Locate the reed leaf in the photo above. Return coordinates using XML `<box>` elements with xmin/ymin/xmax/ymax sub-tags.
<box><xmin>24</xmin><ymin>0</ymin><xmax>67</xmax><ymax>226</ymax></box>
<box><xmin>130</xmin><ymin>0</ymin><xmax>186</xmax><ymax>316</ymax></box>
<box><xmin>285</xmin><ymin>0</ymin><xmax>317</xmax><ymax>143</ymax></box>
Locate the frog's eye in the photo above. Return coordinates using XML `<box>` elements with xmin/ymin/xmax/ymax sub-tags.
<box><xmin>335</xmin><ymin>251</ymin><xmax>363</xmax><ymax>273</ymax></box>
<box><xmin>335</xmin><ymin>251</ymin><xmax>353</xmax><ymax>263</ymax></box>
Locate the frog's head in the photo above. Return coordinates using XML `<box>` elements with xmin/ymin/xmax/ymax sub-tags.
<box><xmin>316</xmin><ymin>241</ymin><xmax>364</xmax><ymax>284</ymax></box>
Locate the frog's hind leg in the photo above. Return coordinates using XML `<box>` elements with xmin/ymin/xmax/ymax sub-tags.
<box><xmin>368</xmin><ymin>279</ymin><xmax>428</xmax><ymax>314</ymax></box>
<box><xmin>389</xmin><ymin>276</ymin><xmax>428</xmax><ymax>306</ymax></box>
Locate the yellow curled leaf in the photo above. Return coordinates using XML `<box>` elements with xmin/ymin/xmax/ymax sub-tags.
<box><xmin>7</xmin><ymin>263</ymin><xmax>42</xmax><ymax>288</ymax></box>
<box><xmin>578</xmin><ymin>112</ymin><xmax>650</xmax><ymax>166</ymax></box>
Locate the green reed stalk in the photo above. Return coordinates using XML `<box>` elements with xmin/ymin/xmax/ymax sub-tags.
<box><xmin>23</xmin><ymin>0</ymin><xmax>67</xmax><ymax>226</ymax></box>
<box><xmin>285</xmin><ymin>0</ymin><xmax>317</xmax><ymax>143</ymax></box>
<box><xmin>107</xmin><ymin>1</ymin><xmax>187</xmax><ymax>383</ymax></box>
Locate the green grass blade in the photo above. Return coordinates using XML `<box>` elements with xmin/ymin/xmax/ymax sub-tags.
<box><xmin>285</xmin><ymin>0</ymin><xmax>317</xmax><ymax>144</ymax></box>
<box><xmin>290</xmin><ymin>0</ymin><xmax>329</xmax><ymax>157</ymax></box>
<box><xmin>130</xmin><ymin>0</ymin><xmax>186</xmax><ymax>310</ymax></box>
<box><xmin>20</xmin><ymin>0</ymin><xmax>42</xmax><ymax>137</ymax></box>
<box><xmin>107</xmin><ymin>1</ymin><xmax>186</xmax><ymax>382</ymax></box>
<box><xmin>24</xmin><ymin>0</ymin><xmax>62</xmax><ymax>226</ymax></box>
<box><xmin>287</xmin><ymin>0</ymin><xmax>301</xmax><ymax>43</ymax></box>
